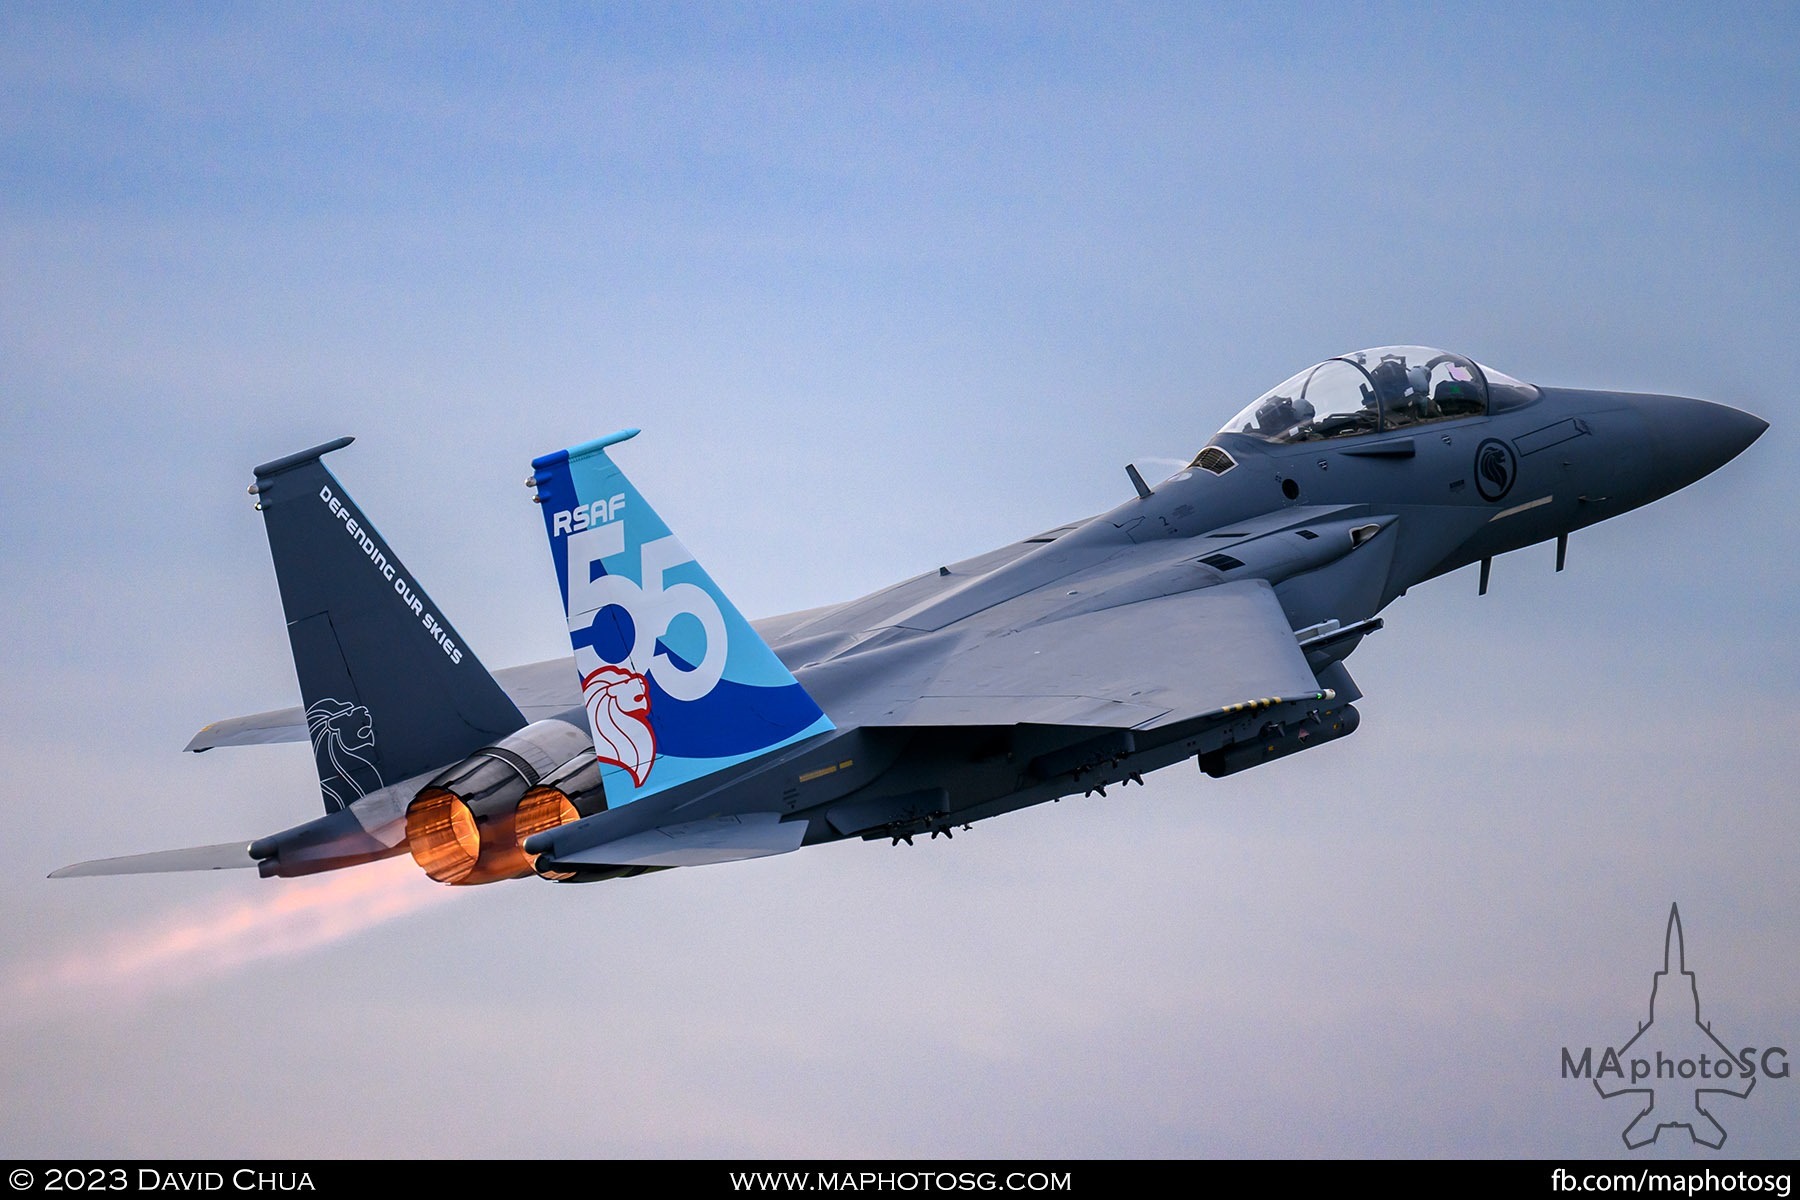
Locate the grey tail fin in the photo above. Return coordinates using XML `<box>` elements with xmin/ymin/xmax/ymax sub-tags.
<box><xmin>251</xmin><ymin>437</ymin><xmax>526</xmax><ymax>812</ymax></box>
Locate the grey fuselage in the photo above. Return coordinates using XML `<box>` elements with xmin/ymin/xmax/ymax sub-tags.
<box><xmin>522</xmin><ymin>384</ymin><xmax>1766</xmax><ymax>876</ymax></box>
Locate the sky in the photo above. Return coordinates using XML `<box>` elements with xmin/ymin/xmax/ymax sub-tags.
<box><xmin>2</xmin><ymin>1</ymin><xmax>1797</xmax><ymax>1159</ymax></box>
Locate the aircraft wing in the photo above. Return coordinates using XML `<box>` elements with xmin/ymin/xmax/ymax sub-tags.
<box><xmin>49</xmin><ymin>842</ymin><xmax>258</xmax><ymax>878</ymax></box>
<box><xmin>529</xmin><ymin>579</ymin><xmax>1329</xmax><ymax>873</ymax></box>
<box><xmin>807</xmin><ymin>577</ymin><xmax>1329</xmax><ymax>731</ymax></box>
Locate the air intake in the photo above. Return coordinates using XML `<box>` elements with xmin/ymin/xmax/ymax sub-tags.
<box><xmin>1194</xmin><ymin>446</ymin><xmax>1236</xmax><ymax>475</ymax></box>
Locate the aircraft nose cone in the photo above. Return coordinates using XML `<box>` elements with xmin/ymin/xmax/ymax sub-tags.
<box><xmin>1635</xmin><ymin>394</ymin><xmax>1768</xmax><ymax>493</ymax></box>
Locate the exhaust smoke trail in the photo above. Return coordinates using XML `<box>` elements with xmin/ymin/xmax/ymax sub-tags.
<box><xmin>4</xmin><ymin>860</ymin><xmax>453</xmax><ymax>1022</ymax></box>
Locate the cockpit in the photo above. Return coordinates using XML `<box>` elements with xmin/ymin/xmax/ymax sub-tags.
<box><xmin>1210</xmin><ymin>346</ymin><xmax>1539</xmax><ymax>447</ymax></box>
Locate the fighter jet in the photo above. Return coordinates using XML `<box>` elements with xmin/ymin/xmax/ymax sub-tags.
<box><xmin>53</xmin><ymin>346</ymin><xmax>1766</xmax><ymax>884</ymax></box>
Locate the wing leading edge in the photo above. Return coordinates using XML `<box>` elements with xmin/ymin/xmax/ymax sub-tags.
<box><xmin>804</xmin><ymin>577</ymin><xmax>1326</xmax><ymax>732</ymax></box>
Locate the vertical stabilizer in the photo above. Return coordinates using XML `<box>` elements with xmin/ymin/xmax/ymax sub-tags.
<box><xmin>529</xmin><ymin>430</ymin><xmax>833</xmax><ymax>808</ymax></box>
<box><xmin>252</xmin><ymin>438</ymin><xmax>526</xmax><ymax>811</ymax></box>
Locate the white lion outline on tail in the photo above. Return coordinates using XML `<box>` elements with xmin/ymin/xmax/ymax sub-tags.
<box><xmin>305</xmin><ymin>698</ymin><xmax>383</xmax><ymax>811</ymax></box>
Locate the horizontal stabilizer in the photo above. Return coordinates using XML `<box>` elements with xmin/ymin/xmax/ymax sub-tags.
<box><xmin>186</xmin><ymin>660</ymin><xmax>593</xmax><ymax>752</ymax></box>
<box><xmin>185</xmin><ymin>708</ymin><xmax>308</xmax><ymax>752</ymax></box>
<box><xmin>536</xmin><ymin>811</ymin><xmax>804</xmax><ymax>870</ymax></box>
<box><xmin>50</xmin><ymin>842</ymin><xmax>257</xmax><ymax>878</ymax></box>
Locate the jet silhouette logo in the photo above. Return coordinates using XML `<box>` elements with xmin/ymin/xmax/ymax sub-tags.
<box><xmin>1561</xmin><ymin>905</ymin><xmax>1790</xmax><ymax>1149</ymax></box>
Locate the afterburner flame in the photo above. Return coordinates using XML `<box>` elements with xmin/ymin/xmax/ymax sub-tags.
<box><xmin>404</xmin><ymin>781</ymin><xmax>584</xmax><ymax>886</ymax></box>
<box><xmin>405</xmin><ymin>787</ymin><xmax>479</xmax><ymax>883</ymax></box>
<box><xmin>3</xmin><ymin>861</ymin><xmax>448</xmax><ymax>1023</ymax></box>
<box><xmin>518</xmin><ymin>784</ymin><xmax>581</xmax><ymax>882</ymax></box>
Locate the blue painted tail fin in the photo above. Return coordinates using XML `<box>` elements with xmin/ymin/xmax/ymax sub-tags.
<box><xmin>529</xmin><ymin>430</ymin><xmax>834</xmax><ymax>807</ymax></box>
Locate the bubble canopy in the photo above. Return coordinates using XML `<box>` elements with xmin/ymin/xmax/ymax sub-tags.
<box><xmin>1213</xmin><ymin>346</ymin><xmax>1537</xmax><ymax>445</ymax></box>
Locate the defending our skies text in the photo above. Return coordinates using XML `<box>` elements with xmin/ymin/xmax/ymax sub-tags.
<box><xmin>317</xmin><ymin>484</ymin><xmax>463</xmax><ymax>665</ymax></box>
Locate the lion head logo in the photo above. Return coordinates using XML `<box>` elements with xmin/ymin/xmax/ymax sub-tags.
<box><xmin>1474</xmin><ymin>438</ymin><xmax>1518</xmax><ymax>502</ymax></box>
<box><xmin>582</xmin><ymin>664</ymin><xmax>656</xmax><ymax>787</ymax></box>
<box><xmin>304</xmin><ymin>698</ymin><xmax>383</xmax><ymax>811</ymax></box>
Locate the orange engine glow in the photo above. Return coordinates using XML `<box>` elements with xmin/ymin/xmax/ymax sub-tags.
<box><xmin>518</xmin><ymin>785</ymin><xmax>581</xmax><ymax>882</ymax></box>
<box><xmin>404</xmin><ymin>784</ymin><xmax>584</xmax><ymax>886</ymax></box>
<box><xmin>516</xmin><ymin>785</ymin><xmax>579</xmax><ymax>840</ymax></box>
<box><xmin>404</xmin><ymin>788</ymin><xmax>479</xmax><ymax>884</ymax></box>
